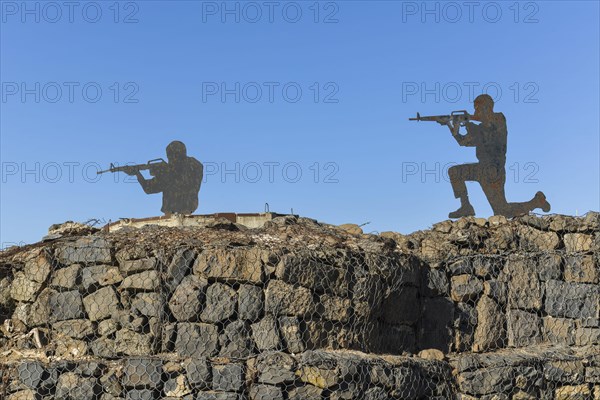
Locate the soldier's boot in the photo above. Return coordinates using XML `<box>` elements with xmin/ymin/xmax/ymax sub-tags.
<box><xmin>533</xmin><ymin>191</ymin><xmax>551</xmax><ymax>212</ymax></box>
<box><xmin>449</xmin><ymin>203</ymin><xmax>475</xmax><ymax>219</ymax></box>
<box><xmin>504</xmin><ymin>191</ymin><xmax>551</xmax><ymax>218</ymax></box>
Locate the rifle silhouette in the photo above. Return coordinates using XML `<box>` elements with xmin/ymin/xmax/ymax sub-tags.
<box><xmin>409</xmin><ymin>110</ymin><xmax>470</xmax><ymax>126</ymax></box>
<box><xmin>97</xmin><ymin>158</ymin><xmax>167</xmax><ymax>175</ymax></box>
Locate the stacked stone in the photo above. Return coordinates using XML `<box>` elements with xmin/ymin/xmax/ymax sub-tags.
<box><xmin>453</xmin><ymin>344</ymin><xmax>600</xmax><ymax>399</ymax></box>
<box><xmin>0</xmin><ymin>225</ymin><xmax>414</xmax><ymax>398</ymax></box>
<box><xmin>377</xmin><ymin>212</ymin><xmax>600</xmax><ymax>355</ymax></box>
<box><xmin>3</xmin><ymin>350</ymin><xmax>458</xmax><ymax>400</ymax></box>
<box><xmin>0</xmin><ymin>212</ymin><xmax>598</xmax><ymax>399</ymax></box>
<box><xmin>1</xmin><ymin>237</ymin><xmax>404</xmax><ymax>358</ymax></box>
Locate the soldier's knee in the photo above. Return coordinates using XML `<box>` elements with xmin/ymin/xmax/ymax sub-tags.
<box><xmin>448</xmin><ymin>166</ymin><xmax>459</xmax><ymax>180</ymax></box>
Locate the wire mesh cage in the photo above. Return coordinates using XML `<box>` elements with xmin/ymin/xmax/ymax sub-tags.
<box><xmin>0</xmin><ymin>213</ymin><xmax>598</xmax><ymax>399</ymax></box>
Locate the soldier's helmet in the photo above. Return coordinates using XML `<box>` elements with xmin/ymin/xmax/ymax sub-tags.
<box><xmin>474</xmin><ymin>94</ymin><xmax>494</xmax><ymax>109</ymax></box>
<box><xmin>166</xmin><ymin>141</ymin><xmax>187</xmax><ymax>161</ymax></box>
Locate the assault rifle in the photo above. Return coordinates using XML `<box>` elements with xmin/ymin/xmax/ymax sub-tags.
<box><xmin>97</xmin><ymin>158</ymin><xmax>167</xmax><ymax>175</ymax></box>
<box><xmin>409</xmin><ymin>110</ymin><xmax>470</xmax><ymax>126</ymax></box>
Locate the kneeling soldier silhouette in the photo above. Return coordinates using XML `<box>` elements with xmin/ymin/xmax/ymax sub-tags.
<box><xmin>412</xmin><ymin>94</ymin><xmax>551</xmax><ymax>218</ymax></box>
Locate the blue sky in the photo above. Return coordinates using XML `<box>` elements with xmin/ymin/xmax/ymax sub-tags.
<box><xmin>1</xmin><ymin>0</ymin><xmax>599</xmax><ymax>246</ymax></box>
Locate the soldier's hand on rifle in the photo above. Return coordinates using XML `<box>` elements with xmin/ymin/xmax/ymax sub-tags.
<box><xmin>435</xmin><ymin>117</ymin><xmax>450</xmax><ymax>126</ymax></box>
<box><xmin>449</xmin><ymin>119</ymin><xmax>462</xmax><ymax>136</ymax></box>
<box><xmin>122</xmin><ymin>166</ymin><xmax>139</xmax><ymax>176</ymax></box>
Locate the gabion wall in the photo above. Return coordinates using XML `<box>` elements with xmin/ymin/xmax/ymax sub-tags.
<box><xmin>0</xmin><ymin>213</ymin><xmax>598</xmax><ymax>399</ymax></box>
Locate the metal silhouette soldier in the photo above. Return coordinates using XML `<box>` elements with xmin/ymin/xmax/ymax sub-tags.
<box><xmin>441</xmin><ymin>94</ymin><xmax>551</xmax><ymax>218</ymax></box>
<box><xmin>124</xmin><ymin>141</ymin><xmax>203</xmax><ymax>216</ymax></box>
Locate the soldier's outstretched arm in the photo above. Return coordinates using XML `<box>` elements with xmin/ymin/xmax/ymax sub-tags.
<box><xmin>446</xmin><ymin>119</ymin><xmax>461</xmax><ymax>135</ymax></box>
<box><xmin>451</xmin><ymin>122</ymin><xmax>476</xmax><ymax>147</ymax></box>
<box><xmin>136</xmin><ymin>172</ymin><xmax>162</xmax><ymax>194</ymax></box>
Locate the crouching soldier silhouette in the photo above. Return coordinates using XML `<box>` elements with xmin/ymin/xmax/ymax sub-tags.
<box><xmin>441</xmin><ymin>94</ymin><xmax>550</xmax><ymax>218</ymax></box>
<box><xmin>123</xmin><ymin>141</ymin><xmax>204</xmax><ymax>216</ymax></box>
